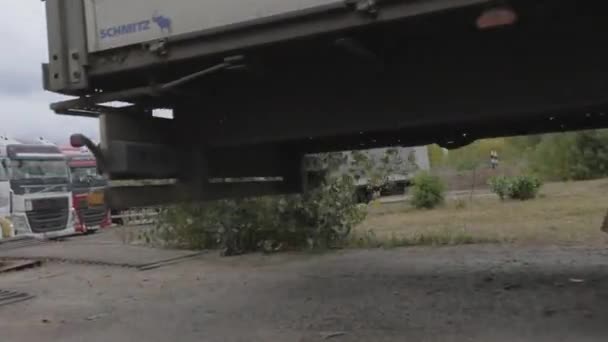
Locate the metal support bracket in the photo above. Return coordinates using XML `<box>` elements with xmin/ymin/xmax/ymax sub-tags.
<box><xmin>51</xmin><ymin>56</ymin><xmax>245</xmax><ymax>117</ymax></box>
<box><xmin>148</xmin><ymin>38</ymin><xmax>169</xmax><ymax>56</ymax></box>
<box><xmin>44</xmin><ymin>0</ymin><xmax>89</xmax><ymax>93</ymax></box>
<box><xmin>346</xmin><ymin>0</ymin><xmax>380</xmax><ymax>16</ymax></box>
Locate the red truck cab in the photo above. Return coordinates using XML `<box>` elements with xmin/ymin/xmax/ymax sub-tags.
<box><xmin>61</xmin><ymin>147</ymin><xmax>110</xmax><ymax>233</ymax></box>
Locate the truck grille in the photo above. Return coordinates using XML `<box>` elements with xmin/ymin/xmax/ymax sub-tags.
<box><xmin>26</xmin><ymin>198</ymin><xmax>69</xmax><ymax>233</ymax></box>
<box><xmin>77</xmin><ymin>200</ymin><xmax>107</xmax><ymax>228</ymax></box>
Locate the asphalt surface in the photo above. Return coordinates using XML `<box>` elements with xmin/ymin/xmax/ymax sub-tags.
<box><xmin>0</xmin><ymin>232</ymin><xmax>199</xmax><ymax>268</ymax></box>
<box><xmin>1</xmin><ymin>242</ymin><xmax>607</xmax><ymax>341</ymax></box>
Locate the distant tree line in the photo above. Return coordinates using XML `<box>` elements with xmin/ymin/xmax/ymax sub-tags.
<box><xmin>428</xmin><ymin>129</ymin><xmax>608</xmax><ymax>181</ymax></box>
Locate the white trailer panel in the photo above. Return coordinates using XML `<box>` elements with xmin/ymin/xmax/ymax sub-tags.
<box><xmin>84</xmin><ymin>0</ymin><xmax>344</xmax><ymax>52</ymax></box>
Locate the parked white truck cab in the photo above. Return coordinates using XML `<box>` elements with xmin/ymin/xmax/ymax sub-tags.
<box><xmin>0</xmin><ymin>136</ymin><xmax>75</xmax><ymax>239</ymax></box>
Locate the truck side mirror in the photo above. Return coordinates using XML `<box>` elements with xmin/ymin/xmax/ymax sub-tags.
<box><xmin>70</xmin><ymin>134</ymin><xmax>86</xmax><ymax>148</ymax></box>
<box><xmin>70</xmin><ymin>133</ymin><xmax>105</xmax><ymax>174</ymax></box>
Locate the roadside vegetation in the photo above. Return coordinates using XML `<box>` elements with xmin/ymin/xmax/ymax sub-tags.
<box><xmin>358</xmin><ymin>179</ymin><xmax>608</xmax><ymax>246</ymax></box>
<box><xmin>410</xmin><ymin>172</ymin><xmax>445</xmax><ymax>209</ymax></box>
<box><xmin>147</xmin><ymin>154</ymin><xmax>370</xmax><ymax>255</ymax></box>
<box><xmin>430</xmin><ymin>129</ymin><xmax>608</xmax><ymax>184</ymax></box>
<box><xmin>147</xmin><ymin>129</ymin><xmax>608</xmax><ymax>254</ymax></box>
<box><xmin>488</xmin><ymin>175</ymin><xmax>542</xmax><ymax>200</ymax></box>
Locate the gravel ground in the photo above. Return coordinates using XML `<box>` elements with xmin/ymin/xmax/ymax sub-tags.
<box><xmin>0</xmin><ymin>244</ymin><xmax>607</xmax><ymax>342</ymax></box>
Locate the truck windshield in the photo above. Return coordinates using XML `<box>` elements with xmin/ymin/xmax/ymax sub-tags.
<box><xmin>70</xmin><ymin>166</ymin><xmax>106</xmax><ymax>189</ymax></box>
<box><xmin>10</xmin><ymin>159</ymin><xmax>69</xmax><ymax>180</ymax></box>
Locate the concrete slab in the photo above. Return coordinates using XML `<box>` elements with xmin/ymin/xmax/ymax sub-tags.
<box><xmin>0</xmin><ymin>230</ymin><xmax>201</xmax><ymax>269</ymax></box>
<box><xmin>0</xmin><ymin>260</ymin><xmax>42</xmax><ymax>273</ymax></box>
<box><xmin>0</xmin><ymin>289</ymin><xmax>34</xmax><ymax>308</ymax></box>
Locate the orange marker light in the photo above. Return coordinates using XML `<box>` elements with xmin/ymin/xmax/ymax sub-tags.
<box><xmin>476</xmin><ymin>7</ymin><xmax>518</xmax><ymax>30</ymax></box>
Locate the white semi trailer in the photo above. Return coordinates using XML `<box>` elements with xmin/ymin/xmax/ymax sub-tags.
<box><xmin>348</xmin><ymin>146</ymin><xmax>430</xmax><ymax>202</ymax></box>
<box><xmin>41</xmin><ymin>1</ymin><xmax>608</xmax><ymax>207</ymax></box>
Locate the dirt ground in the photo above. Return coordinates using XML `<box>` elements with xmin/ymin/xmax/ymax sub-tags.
<box><xmin>1</xmin><ymin>243</ymin><xmax>607</xmax><ymax>342</ymax></box>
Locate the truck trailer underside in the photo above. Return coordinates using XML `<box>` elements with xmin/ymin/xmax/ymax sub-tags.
<box><xmin>43</xmin><ymin>0</ymin><xmax>608</xmax><ymax>207</ymax></box>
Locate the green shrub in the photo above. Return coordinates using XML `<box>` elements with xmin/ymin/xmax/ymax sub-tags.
<box><xmin>154</xmin><ymin>175</ymin><xmax>367</xmax><ymax>255</ymax></box>
<box><xmin>508</xmin><ymin>175</ymin><xmax>542</xmax><ymax>200</ymax></box>
<box><xmin>489</xmin><ymin>175</ymin><xmax>542</xmax><ymax>201</ymax></box>
<box><xmin>488</xmin><ymin>176</ymin><xmax>511</xmax><ymax>200</ymax></box>
<box><xmin>410</xmin><ymin>172</ymin><xmax>445</xmax><ymax>209</ymax></box>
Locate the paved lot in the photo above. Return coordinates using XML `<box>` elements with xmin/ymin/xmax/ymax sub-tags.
<box><xmin>0</xmin><ymin>230</ymin><xmax>199</xmax><ymax>268</ymax></box>
<box><xmin>0</xmin><ymin>243</ymin><xmax>607</xmax><ymax>341</ymax></box>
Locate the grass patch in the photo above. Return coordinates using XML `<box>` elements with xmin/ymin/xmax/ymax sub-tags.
<box><xmin>355</xmin><ymin>178</ymin><xmax>608</xmax><ymax>247</ymax></box>
<box><xmin>348</xmin><ymin>227</ymin><xmax>505</xmax><ymax>249</ymax></box>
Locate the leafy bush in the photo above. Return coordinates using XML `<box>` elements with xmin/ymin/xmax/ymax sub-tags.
<box><xmin>508</xmin><ymin>175</ymin><xmax>542</xmax><ymax>200</ymax></box>
<box><xmin>488</xmin><ymin>176</ymin><xmax>511</xmax><ymax>200</ymax></box>
<box><xmin>410</xmin><ymin>172</ymin><xmax>445</xmax><ymax>209</ymax></box>
<box><xmin>489</xmin><ymin>175</ymin><xmax>542</xmax><ymax>201</ymax></box>
<box><xmin>154</xmin><ymin>175</ymin><xmax>367</xmax><ymax>255</ymax></box>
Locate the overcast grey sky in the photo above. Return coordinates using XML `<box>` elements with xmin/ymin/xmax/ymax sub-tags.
<box><xmin>1</xmin><ymin>1</ymin><xmax>97</xmax><ymax>143</ymax></box>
